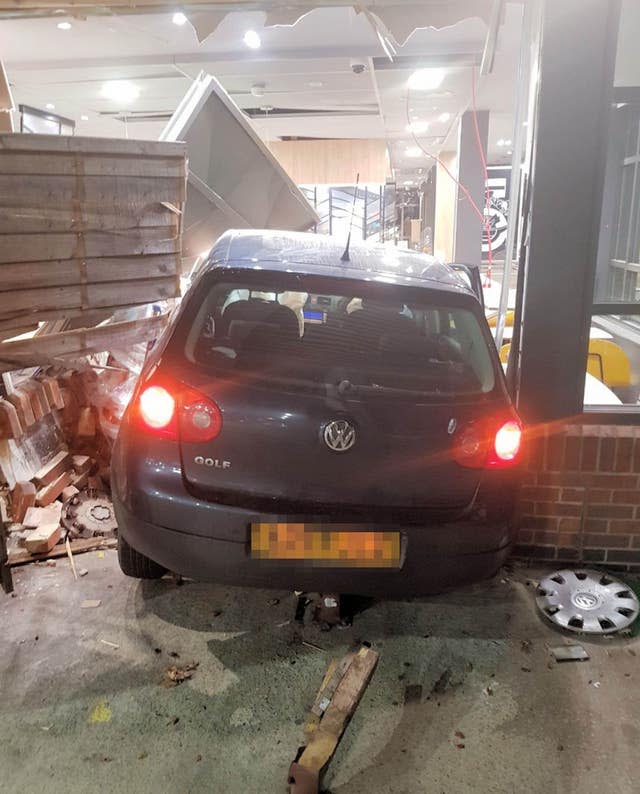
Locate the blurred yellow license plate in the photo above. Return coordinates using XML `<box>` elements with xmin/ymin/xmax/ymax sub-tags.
<box><xmin>251</xmin><ymin>523</ymin><xmax>400</xmax><ymax>567</ymax></box>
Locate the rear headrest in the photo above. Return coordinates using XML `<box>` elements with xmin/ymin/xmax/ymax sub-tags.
<box><xmin>361</xmin><ymin>297</ymin><xmax>404</xmax><ymax>314</ymax></box>
<box><xmin>222</xmin><ymin>299</ymin><xmax>299</xmax><ymax>349</ymax></box>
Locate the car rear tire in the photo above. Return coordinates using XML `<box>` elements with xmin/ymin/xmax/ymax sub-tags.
<box><xmin>117</xmin><ymin>533</ymin><xmax>167</xmax><ymax>579</ymax></box>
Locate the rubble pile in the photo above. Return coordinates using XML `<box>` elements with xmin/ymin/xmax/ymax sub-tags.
<box><xmin>0</xmin><ymin>365</ymin><xmax>131</xmax><ymax>565</ymax></box>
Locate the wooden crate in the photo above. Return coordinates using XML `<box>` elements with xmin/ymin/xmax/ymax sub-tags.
<box><xmin>0</xmin><ymin>134</ymin><xmax>186</xmax><ymax>331</ymax></box>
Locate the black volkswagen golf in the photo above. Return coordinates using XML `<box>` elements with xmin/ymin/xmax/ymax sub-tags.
<box><xmin>112</xmin><ymin>230</ymin><xmax>522</xmax><ymax>596</ymax></box>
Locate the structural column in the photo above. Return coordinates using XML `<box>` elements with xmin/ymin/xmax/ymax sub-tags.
<box><xmin>454</xmin><ymin>110</ymin><xmax>489</xmax><ymax>267</ymax></box>
<box><xmin>517</xmin><ymin>0</ymin><xmax>621</xmax><ymax>423</ymax></box>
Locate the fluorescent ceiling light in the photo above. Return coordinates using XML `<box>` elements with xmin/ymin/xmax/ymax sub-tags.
<box><xmin>505</xmin><ymin>139</ymin><xmax>512</xmax><ymax>146</ymax></box>
<box><xmin>403</xmin><ymin>180</ymin><xmax>415</xmax><ymax>185</ymax></box>
<box><xmin>408</xmin><ymin>68</ymin><xmax>445</xmax><ymax>92</ymax></box>
<box><xmin>101</xmin><ymin>80</ymin><xmax>140</xmax><ymax>104</ymax></box>
<box><xmin>405</xmin><ymin>146</ymin><xmax>423</xmax><ymax>158</ymax></box>
<box><xmin>172</xmin><ymin>12</ymin><xmax>188</xmax><ymax>26</ymax></box>
<box><xmin>244</xmin><ymin>30</ymin><xmax>261</xmax><ymax>49</ymax></box>
<box><xmin>56</xmin><ymin>21</ymin><xmax>71</xmax><ymax>30</ymax></box>
<box><xmin>438</xmin><ymin>112</ymin><xmax>451</xmax><ymax>123</ymax></box>
<box><xmin>406</xmin><ymin>120</ymin><xmax>429</xmax><ymax>134</ymax></box>
<box><xmin>497</xmin><ymin>138</ymin><xmax>505</xmax><ymax>146</ymax></box>
<box><xmin>45</xmin><ymin>103</ymin><xmax>55</xmax><ymax>110</ymax></box>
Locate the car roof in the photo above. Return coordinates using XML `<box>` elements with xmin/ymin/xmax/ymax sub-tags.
<box><xmin>207</xmin><ymin>229</ymin><xmax>472</xmax><ymax>296</ymax></box>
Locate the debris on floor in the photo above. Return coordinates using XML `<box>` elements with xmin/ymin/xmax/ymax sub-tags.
<box><xmin>161</xmin><ymin>661</ymin><xmax>200</xmax><ymax>688</ymax></box>
<box><xmin>549</xmin><ymin>644</ymin><xmax>590</xmax><ymax>663</ymax></box>
<box><xmin>536</xmin><ymin>569</ymin><xmax>640</xmax><ymax>635</ymax></box>
<box><xmin>287</xmin><ymin>644</ymin><xmax>378</xmax><ymax>794</ymax></box>
<box><xmin>0</xmin><ymin>367</ymin><xmax>126</xmax><ymax>576</ymax></box>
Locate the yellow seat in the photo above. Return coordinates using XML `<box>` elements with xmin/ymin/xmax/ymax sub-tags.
<box><xmin>587</xmin><ymin>339</ymin><xmax>631</xmax><ymax>388</ymax></box>
<box><xmin>487</xmin><ymin>310</ymin><xmax>515</xmax><ymax>329</ymax></box>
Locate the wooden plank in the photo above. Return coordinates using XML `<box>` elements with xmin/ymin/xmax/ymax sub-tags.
<box><xmin>33</xmin><ymin>450</ymin><xmax>72</xmax><ymax>488</ymax></box>
<box><xmin>290</xmin><ymin>646</ymin><xmax>379</xmax><ymax>790</ymax></box>
<box><xmin>11</xmin><ymin>480</ymin><xmax>36</xmax><ymax>523</ymax></box>
<box><xmin>71</xmin><ymin>455</ymin><xmax>92</xmax><ymax>476</ymax></box>
<box><xmin>0</xmin><ymin>227</ymin><xmax>180</xmax><ymax>264</ymax></box>
<box><xmin>0</xmin><ymin>314</ymin><xmax>168</xmax><ymax>368</ymax></box>
<box><xmin>0</xmin><ymin>254</ymin><xmax>180</xmax><ymax>292</ymax></box>
<box><xmin>0</xmin><ymin>278</ymin><xmax>178</xmax><ymax>319</ymax></box>
<box><xmin>23</xmin><ymin>502</ymin><xmax>62</xmax><ymax>529</ymax></box>
<box><xmin>8</xmin><ymin>536</ymin><xmax>109</xmax><ymax>567</ymax></box>
<box><xmin>0</xmin><ymin>398</ymin><xmax>22</xmax><ymax>439</ymax></box>
<box><xmin>0</xmin><ymin>205</ymin><xmax>181</xmax><ymax>235</ymax></box>
<box><xmin>5</xmin><ymin>388</ymin><xmax>35</xmax><ymax>427</ymax></box>
<box><xmin>35</xmin><ymin>470</ymin><xmax>73</xmax><ymax>506</ymax></box>
<box><xmin>0</xmin><ymin>133</ymin><xmax>186</xmax><ymax>159</ymax></box>
<box><xmin>0</xmin><ymin>152</ymin><xmax>187</xmax><ymax>179</ymax></box>
<box><xmin>0</xmin><ymin>174</ymin><xmax>186</xmax><ymax>208</ymax></box>
<box><xmin>25</xmin><ymin>524</ymin><xmax>61</xmax><ymax>554</ymax></box>
<box><xmin>40</xmin><ymin>377</ymin><xmax>65</xmax><ymax>410</ymax></box>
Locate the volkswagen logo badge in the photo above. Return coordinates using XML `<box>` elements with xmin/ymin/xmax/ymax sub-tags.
<box><xmin>323</xmin><ymin>419</ymin><xmax>356</xmax><ymax>452</ymax></box>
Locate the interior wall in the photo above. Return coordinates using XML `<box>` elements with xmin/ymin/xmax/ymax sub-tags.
<box><xmin>268</xmin><ymin>138</ymin><xmax>390</xmax><ymax>185</ymax></box>
<box><xmin>434</xmin><ymin>151</ymin><xmax>458</xmax><ymax>262</ymax></box>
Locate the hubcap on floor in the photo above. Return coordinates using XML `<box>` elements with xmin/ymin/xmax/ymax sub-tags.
<box><xmin>535</xmin><ymin>569</ymin><xmax>639</xmax><ymax>634</ymax></box>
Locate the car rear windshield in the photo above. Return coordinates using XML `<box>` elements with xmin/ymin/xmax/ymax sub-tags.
<box><xmin>182</xmin><ymin>274</ymin><xmax>496</xmax><ymax>398</ymax></box>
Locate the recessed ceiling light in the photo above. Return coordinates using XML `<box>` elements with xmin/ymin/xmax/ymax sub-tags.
<box><xmin>403</xmin><ymin>180</ymin><xmax>415</xmax><ymax>185</ymax></box>
<box><xmin>406</xmin><ymin>120</ymin><xmax>429</xmax><ymax>134</ymax></box>
<box><xmin>308</xmin><ymin>80</ymin><xmax>323</xmax><ymax>88</ymax></box>
<box><xmin>408</xmin><ymin>68</ymin><xmax>445</xmax><ymax>91</ymax></box>
<box><xmin>405</xmin><ymin>146</ymin><xmax>423</xmax><ymax>158</ymax></box>
<box><xmin>438</xmin><ymin>112</ymin><xmax>451</xmax><ymax>123</ymax></box>
<box><xmin>172</xmin><ymin>12</ymin><xmax>187</xmax><ymax>26</ymax></box>
<box><xmin>244</xmin><ymin>30</ymin><xmax>261</xmax><ymax>49</ymax></box>
<box><xmin>80</xmin><ymin>114</ymin><xmax>89</xmax><ymax>121</ymax></box>
<box><xmin>56</xmin><ymin>21</ymin><xmax>72</xmax><ymax>30</ymax></box>
<box><xmin>100</xmin><ymin>80</ymin><xmax>140</xmax><ymax>104</ymax></box>
<box><xmin>45</xmin><ymin>103</ymin><xmax>55</xmax><ymax>110</ymax></box>
<box><xmin>505</xmin><ymin>139</ymin><xmax>512</xmax><ymax>146</ymax></box>
<box><xmin>507</xmin><ymin>150</ymin><xmax>513</xmax><ymax>155</ymax></box>
<box><xmin>250</xmin><ymin>83</ymin><xmax>266</xmax><ymax>97</ymax></box>
<box><xmin>497</xmin><ymin>138</ymin><xmax>505</xmax><ymax>146</ymax></box>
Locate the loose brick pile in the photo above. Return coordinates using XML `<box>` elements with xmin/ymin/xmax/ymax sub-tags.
<box><xmin>515</xmin><ymin>424</ymin><xmax>640</xmax><ymax>571</ymax></box>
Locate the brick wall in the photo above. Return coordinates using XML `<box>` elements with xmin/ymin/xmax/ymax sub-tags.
<box><xmin>515</xmin><ymin>424</ymin><xmax>640</xmax><ymax>571</ymax></box>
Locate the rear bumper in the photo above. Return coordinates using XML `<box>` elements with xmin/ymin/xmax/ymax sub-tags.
<box><xmin>113</xmin><ymin>493</ymin><xmax>513</xmax><ymax>597</ymax></box>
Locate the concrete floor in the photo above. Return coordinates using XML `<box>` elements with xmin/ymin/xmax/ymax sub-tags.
<box><xmin>1</xmin><ymin>553</ymin><xmax>639</xmax><ymax>794</ymax></box>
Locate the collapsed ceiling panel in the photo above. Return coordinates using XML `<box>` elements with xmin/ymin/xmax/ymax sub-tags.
<box><xmin>0</xmin><ymin>2</ymin><xmax>497</xmax><ymax>42</ymax></box>
<box><xmin>160</xmin><ymin>71</ymin><xmax>318</xmax><ymax>259</ymax></box>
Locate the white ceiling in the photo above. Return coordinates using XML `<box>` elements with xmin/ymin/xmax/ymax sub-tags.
<box><xmin>0</xmin><ymin>4</ymin><xmax>523</xmax><ymax>183</ymax></box>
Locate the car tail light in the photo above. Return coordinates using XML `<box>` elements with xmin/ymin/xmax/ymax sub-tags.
<box><xmin>139</xmin><ymin>385</ymin><xmax>175</xmax><ymax>430</ymax></box>
<box><xmin>179</xmin><ymin>393</ymin><xmax>222</xmax><ymax>443</ymax></box>
<box><xmin>453</xmin><ymin>413</ymin><xmax>523</xmax><ymax>469</ymax></box>
<box><xmin>490</xmin><ymin>420</ymin><xmax>522</xmax><ymax>465</ymax></box>
<box><xmin>134</xmin><ymin>372</ymin><xmax>222</xmax><ymax>443</ymax></box>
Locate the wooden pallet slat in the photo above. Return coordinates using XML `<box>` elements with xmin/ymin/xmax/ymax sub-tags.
<box><xmin>0</xmin><ymin>254</ymin><xmax>180</xmax><ymax>292</ymax></box>
<box><xmin>0</xmin><ymin>228</ymin><xmax>180</xmax><ymax>264</ymax></box>
<box><xmin>0</xmin><ymin>277</ymin><xmax>179</xmax><ymax>320</ymax></box>
<box><xmin>0</xmin><ymin>132</ymin><xmax>186</xmax><ymax>328</ymax></box>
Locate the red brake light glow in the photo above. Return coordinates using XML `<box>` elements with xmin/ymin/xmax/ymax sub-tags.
<box><xmin>492</xmin><ymin>420</ymin><xmax>522</xmax><ymax>463</ymax></box>
<box><xmin>139</xmin><ymin>385</ymin><xmax>175</xmax><ymax>429</ymax></box>
<box><xmin>134</xmin><ymin>374</ymin><xmax>222</xmax><ymax>443</ymax></box>
<box><xmin>453</xmin><ymin>413</ymin><xmax>523</xmax><ymax>469</ymax></box>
